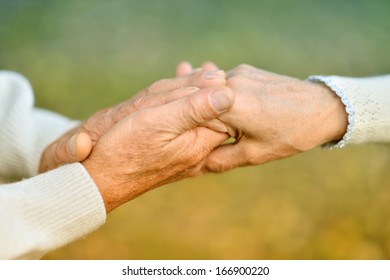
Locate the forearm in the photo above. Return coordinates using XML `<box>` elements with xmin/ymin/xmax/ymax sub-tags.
<box><xmin>0</xmin><ymin>163</ymin><xmax>106</xmax><ymax>259</ymax></box>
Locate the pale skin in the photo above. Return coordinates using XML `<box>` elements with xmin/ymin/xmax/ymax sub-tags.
<box><xmin>82</xmin><ymin>85</ymin><xmax>234</xmax><ymax>212</ymax></box>
<box><xmin>176</xmin><ymin>63</ymin><xmax>348</xmax><ymax>173</ymax></box>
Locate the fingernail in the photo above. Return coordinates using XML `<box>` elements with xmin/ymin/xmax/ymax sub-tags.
<box><xmin>205</xmin><ymin>70</ymin><xmax>225</xmax><ymax>80</ymax></box>
<box><xmin>68</xmin><ymin>134</ymin><xmax>78</xmax><ymax>157</ymax></box>
<box><xmin>209</xmin><ymin>90</ymin><xmax>232</xmax><ymax>112</ymax></box>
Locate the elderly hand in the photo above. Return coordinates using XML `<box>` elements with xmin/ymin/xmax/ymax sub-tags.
<box><xmin>82</xmin><ymin>86</ymin><xmax>234</xmax><ymax>212</ymax></box>
<box><xmin>202</xmin><ymin>64</ymin><xmax>348</xmax><ymax>173</ymax></box>
<box><xmin>39</xmin><ymin>69</ymin><xmax>227</xmax><ymax>173</ymax></box>
<box><xmin>175</xmin><ymin>61</ymin><xmax>219</xmax><ymax>77</ymax></box>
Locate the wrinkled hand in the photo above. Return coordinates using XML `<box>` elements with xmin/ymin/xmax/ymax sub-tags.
<box><xmin>82</xmin><ymin>86</ymin><xmax>234</xmax><ymax>212</ymax></box>
<box><xmin>202</xmin><ymin>64</ymin><xmax>348</xmax><ymax>173</ymax></box>
<box><xmin>175</xmin><ymin>61</ymin><xmax>236</xmax><ymax>136</ymax></box>
<box><xmin>39</xmin><ymin>69</ymin><xmax>226</xmax><ymax>173</ymax></box>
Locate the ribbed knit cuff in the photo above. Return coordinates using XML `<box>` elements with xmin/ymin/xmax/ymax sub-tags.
<box><xmin>0</xmin><ymin>163</ymin><xmax>106</xmax><ymax>259</ymax></box>
<box><xmin>308</xmin><ymin>75</ymin><xmax>390</xmax><ymax>146</ymax></box>
<box><xmin>307</xmin><ymin>75</ymin><xmax>355</xmax><ymax>149</ymax></box>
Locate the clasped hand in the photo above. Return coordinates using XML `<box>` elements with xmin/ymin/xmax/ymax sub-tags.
<box><xmin>39</xmin><ymin>62</ymin><xmax>348</xmax><ymax>212</ymax></box>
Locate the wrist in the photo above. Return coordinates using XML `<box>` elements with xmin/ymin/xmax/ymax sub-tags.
<box><xmin>319</xmin><ymin>83</ymin><xmax>348</xmax><ymax>142</ymax></box>
<box><xmin>82</xmin><ymin>159</ymin><xmax>117</xmax><ymax>213</ymax></box>
<box><xmin>82</xmin><ymin>158</ymin><xmax>146</xmax><ymax>213</ymax></box>
<box><xmin>305</xmin><ymin>82</ymin><xmax>348</xmax><ymax>148</ymax></box>
<box><xmin>307</xmin><ymin>75</ymin><xmax>354</xmax><ymax>148</ymax></box>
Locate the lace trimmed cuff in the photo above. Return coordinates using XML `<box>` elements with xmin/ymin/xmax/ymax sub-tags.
<box><xmin>307</xmin><ymin>75</ymin><xmax>355</xmax><ymax>149</ymax></box>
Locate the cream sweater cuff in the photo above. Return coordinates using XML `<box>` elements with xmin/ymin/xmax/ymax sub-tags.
<box><xmin>0</xmin><ymin>163</ymin><xmax>106</xmax><ymax>259</ymax></box>
<box><xmin>308</xmin><ymin>75</ymin><xmax>390</xmax><ymax>147</ymax></box>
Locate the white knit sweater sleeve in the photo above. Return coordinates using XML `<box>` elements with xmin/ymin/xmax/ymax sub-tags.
<box><xmin>0</xmin><ymin>71</ymin><xmax>106</xmax><ymax>259</ymax></box>
<box><xmin>308</xmin><ymin>75</ymin><xmax>390</xmax><ymax>147</ymax></box>
<box><xmin>0</xmin><ymin>71</ymin><xmax>79</xmax><ymax>178</ymax></box>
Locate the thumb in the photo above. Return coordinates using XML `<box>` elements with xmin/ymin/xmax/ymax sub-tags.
<box><xmin>162</xmin><ymin>86</ymin><xmax>235</xmax><ymax>134</ymax></box>
<box><xmin>202</xmin><ymin>142</ymin><xmax>250</xmax><ymax>173</ymax></box>
<box><xmin>39</xmin><ymin>131</ymin><xmax>92</xmax><ymax>173</ymax></box>
<box><xmin>65</xmin><ymin>131</ymin><xmax>93</xmax><ymax>162</ymax></box>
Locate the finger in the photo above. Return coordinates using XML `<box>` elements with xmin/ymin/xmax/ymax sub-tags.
<box><xmin>114</xmin><ymin>86</ymin><xmax>200</xmax><ymax>122</ymax></box>
<box><xmin>188</xmin><ymin>127</ymin><xmax>230</xmax><ymax>167</ymax></box>
<box><xmin>39</xmin><ymin>131</ymin><xmax>92</xmax><ymax>173</ymax></box>
<box><xmin>202</xmin><ymin>119</ymin><xmax>238</xmax><ymax>138</ymax></box>
<box><xmin>160</xmin><ymin>130</ymin><xmax>229</xmax><ymax>182</ymax></box>
<box><xmin>148</xmin><ymin>86</ymin><xmax>234</xmax><ymax>135</ymax></box>
<box><xmin>147</xmin><ymin>69</ymin><xmax>226</xmax><ymax>94</ymax></box>
<box><xmin>175</xmin><ymin>61</ymin><xmax>193</xmax><ymax>77</ymax></box>
<box><xmin>175</xmin><ymin>61</ymin><xmax>218</xmax><ymax>77</ymax></box>
<box><xmin>72</xmin><ymin>131</ymin><xmax>93</xmax><ymax>161</ymax></box>
<box><xmin>202</xmin><ymin>142</ymin><xmax>248</xmax><ymax>173</ymax></box>
<box><xmin>201</xmin><ymin>61</ymin><xmax>219</xmax><ymax>71</ymax></box>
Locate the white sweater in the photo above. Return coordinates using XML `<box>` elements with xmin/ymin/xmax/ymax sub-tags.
<box><xmin>0</xmin><ymin>72</ymin><xmax>106</xmax><ymax>259</ymax></box>
<box><xmin>0</xmin><ymin>71</ymin><xmax>388</xmax><ymax>259</ymax></box>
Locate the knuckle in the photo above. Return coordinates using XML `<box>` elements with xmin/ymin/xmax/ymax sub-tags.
<box><xmin>112</xmin><ymin>106</ymin><xmax>125</xmax><ymax>123</ymax></box>
<box><xmin>84</xmin><ymin>108</ymin><xmax>109</xmax><ymax>128</ymax></box>
<box><xmin>236</xmin><ymin>64</ymin><xmax>252</xmax><ymax>72</ymax></box>
<box><xmin>237</xmin><ymin>63</ymin><xmax>250</xmax><ymax>69</ymax></box>
<box><xmin>246</xmin><ymin>156</ymin><xmax>260</xmax><ymax>166</ymax></box>
<box><xmin>54</xmin><ymin>141</ymin><xmax>66</xmax><ymax>162</ymax></box>
<box><xmin>213</xmin><ymin>164</ymin><xmax>227</xmax><ymax>173</ymax></box>
<box><xmin>129</xmin><ymin>96</ymin><xmax>145</xmax><ymax>112</ymax></box>
<box><xmin>185</xmin><ymin>97</ymin><xmax>209</xmax><ymax>126</ymax></box>
<box><xmin>147</xmin><ymin>79</ymin><xmax>168</xmax><ymax>93</ymax></box>
<box><xmin>187</xmin><ymin>151</ymin><xmax>206</xmax><ymax>168</ymax></box>
<box><xmin>227</xmin><ymin>75</ymin><xmax>246</xmax><ymax>88</ymax></box>
<box><xmin>112</xmin><ymin>103</ymin><xmax>130</xmax><ymax>121</ymax></box>
<box><xmin>194</xmin><ymin>145</ymin><xmax>210</xmax><ymax>163</ymax></box>
<box><xmin>180</xmin><ymin>137</ymin><xmax>207</xmax><ymax>166</ymax></box>
<box><xmin>207</xmin><ymin>159</ymin><xmax>227</xmax><ymax>173</ymax></box>
<box><xmin>188</xmin><ymin>70</ymin><xmax>203</xmax><ymax>83</ymax></box>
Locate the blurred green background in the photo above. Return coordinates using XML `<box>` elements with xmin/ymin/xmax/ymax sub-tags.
<box><xmin>1</xmin><ymin>0</ymin><xmax>389</xmax><ymax>259</ymax></box>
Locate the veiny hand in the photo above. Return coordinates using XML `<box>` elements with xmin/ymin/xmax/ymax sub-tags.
<box><xmin>81</xmin><ymin>86</ymin><xmax>234</xmax><ymax>212</ymax></box>
<box><xmin>39</xmin><ymin>69</ymin><xmax>227</xmax><ymax>173</ymax></box>
<box><xmin>202</xmin><ymin>64</ymin><xmax>348</xmax><ymax>173</ymax></box>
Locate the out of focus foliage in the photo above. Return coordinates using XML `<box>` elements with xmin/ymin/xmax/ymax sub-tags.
<box><xmin>1</xmin><ymin>0</ymin><xmax>389</xmax><ymax>259</ymax></box>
